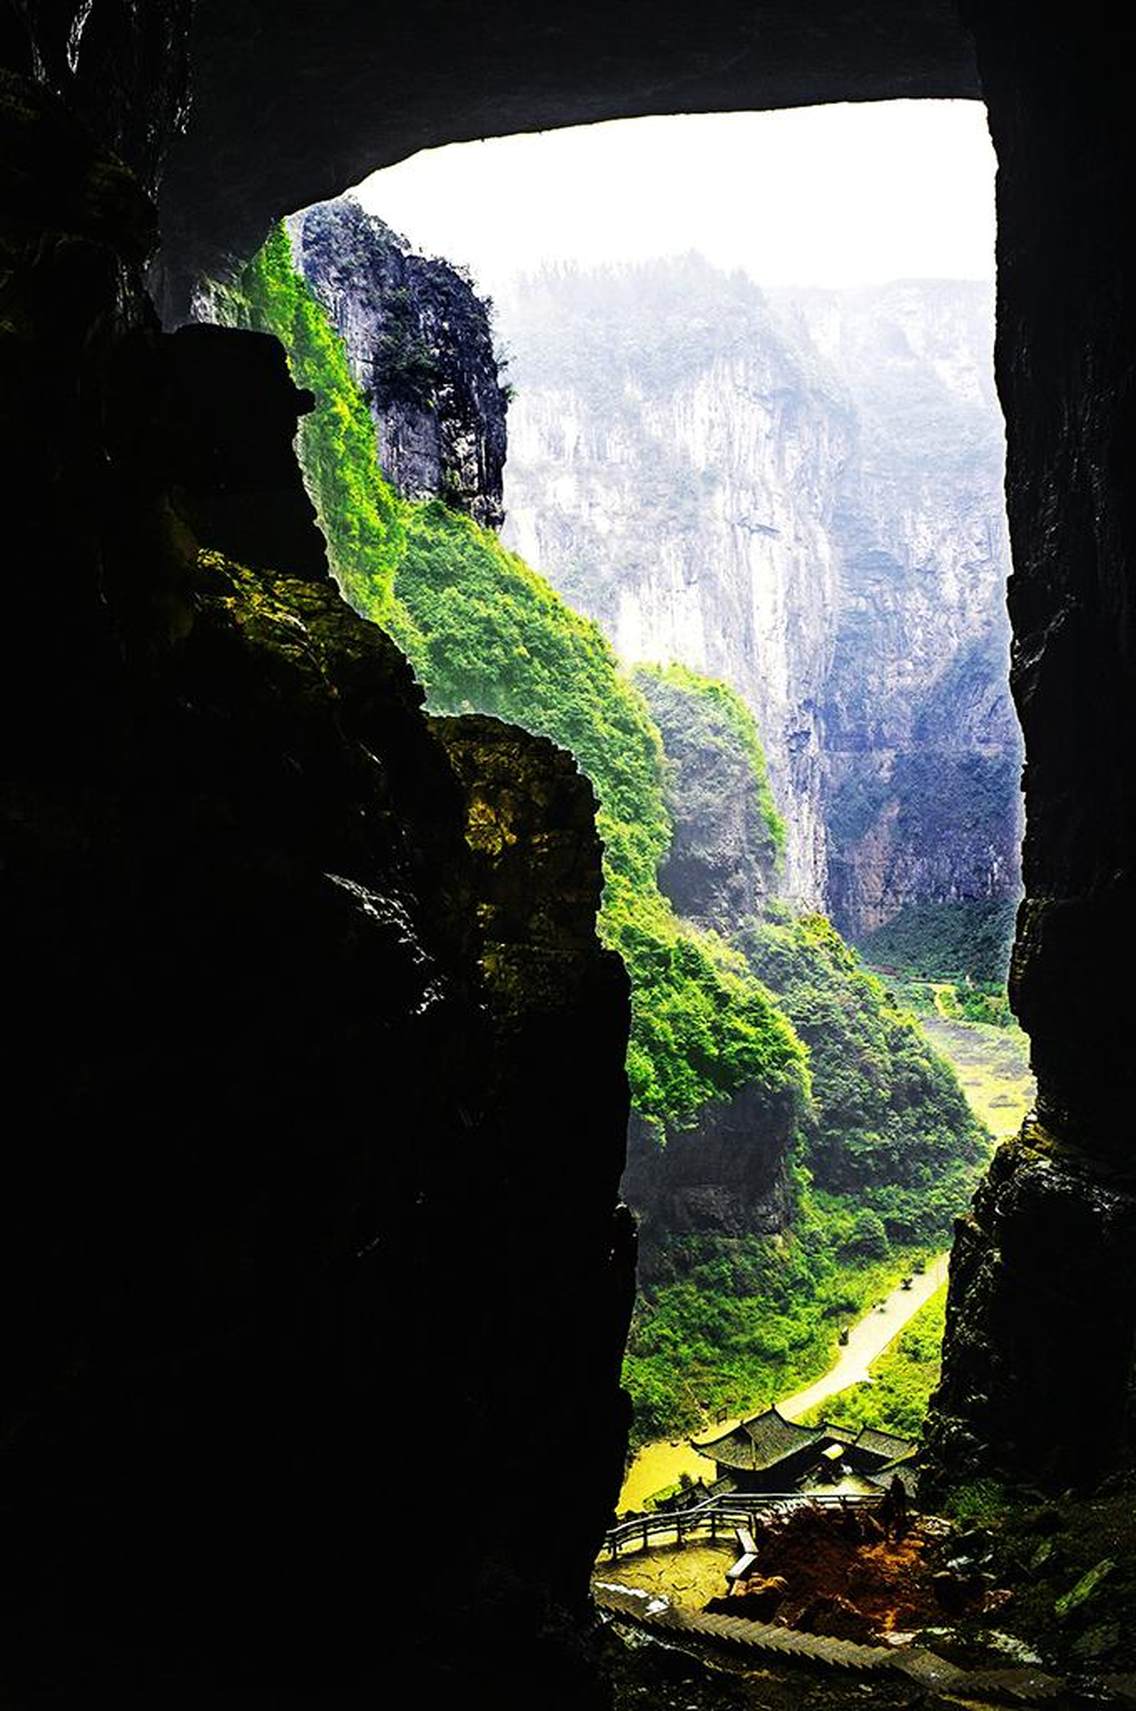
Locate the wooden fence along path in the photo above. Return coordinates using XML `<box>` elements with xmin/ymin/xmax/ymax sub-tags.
<box><xmin>593</xmin><ymin>1583</ymin><xmax>891</xmax><ymax>1672</ymax></box>
<box><xmin>603</xmin><ymin>1489</ymin><xmax>881</xmax><ymax>1558</ymax></box>
<box><xmin>596</xmin><ymin>1492</ymin><xmax>1065</xmax><ymax>1704</ymax></box>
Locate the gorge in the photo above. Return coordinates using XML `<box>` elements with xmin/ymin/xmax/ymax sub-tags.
<box><xmin>500</xmin><ymin>261</ymin><xmax>1022</xmax><ymax>954</ymax></box>
<box><xmin>238</xmin><ymin>192</ymin><xmax>992</xmax><ymax>1458</ymax></box>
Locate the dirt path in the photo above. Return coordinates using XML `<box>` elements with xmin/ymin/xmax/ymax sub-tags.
<box><xmin>618</xmin><ymin>1254</ymin><xmax>948</xmax><ymax>1511</ymax></box>
<box><xmin>775</xmin><ymin>1253</ymin><xmax>948</xmax><ymax>1421</ymax></box>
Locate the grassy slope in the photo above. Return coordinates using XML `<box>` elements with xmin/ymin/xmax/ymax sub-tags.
<box><xmin>799</xmin><ymin>1283</ymin><xmax>947</xmax><ymax>1437</ymax></box>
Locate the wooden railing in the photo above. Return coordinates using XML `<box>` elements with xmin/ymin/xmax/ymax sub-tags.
<box><xmin>602</xmin><ymin>1490</ymin><xmax>882</xmax><ymax>1558</ymax></box>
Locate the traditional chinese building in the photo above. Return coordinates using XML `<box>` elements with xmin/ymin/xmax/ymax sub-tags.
<box><xmin>692</xmin><ymin>1406</ymin><xmax>916</xmax><ymax>1494</ymax></box>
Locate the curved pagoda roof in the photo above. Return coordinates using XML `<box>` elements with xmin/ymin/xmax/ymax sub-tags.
<box><xmin>693</xmin><ymin>1406</ymin><xmax>826</xmax><ymax>1474</ymax></box>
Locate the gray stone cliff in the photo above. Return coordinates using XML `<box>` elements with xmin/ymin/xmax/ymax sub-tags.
<box><xmin>499</xmin><ymin>263</ymin><xmax>1022</xmax><ymax>940</ymax></box>
<box><xmin>289</xmin><ymin>196</ymin><xmax>508</xmax><ymax>529</ymax></box>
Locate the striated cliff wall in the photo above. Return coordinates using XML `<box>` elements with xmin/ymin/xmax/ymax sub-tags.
<box><xmin>499</xmin><ymin>264</ymin><xmax>1021</xmax><ymax>942</ymax></box>
<box><xmin>502</xmin><ymin>259</ymin><xmax>847</xmax><ymax>908</ymax></box>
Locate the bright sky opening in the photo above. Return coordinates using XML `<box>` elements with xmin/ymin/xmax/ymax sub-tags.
<box><xmin>354</xmin><ymin>102</ymin><xmax>995</xmax><ymax>296</ymax></box>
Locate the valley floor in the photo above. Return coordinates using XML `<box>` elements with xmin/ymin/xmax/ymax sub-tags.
<box><xmin>618</xmin><ymin>1254</ymin><xmax>946</xmax><ymax>1512</ymax></box>
<box><xmin>618</xmin><ymin>1014</ymin><xmax>1035</xmax><ymax>1514</ymax></box>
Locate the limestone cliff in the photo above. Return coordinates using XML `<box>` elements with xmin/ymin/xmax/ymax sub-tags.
<box><xmin>288</xmin><ymin>196</ymin><xmax>508</xmax><ymax>529</ymax></box>
<box><xmin>502</xmin><ymin>258</ymin><xmax>847</xmax><ymax>907</ymax></box>
<box><xmin>499</xmin><ymin>264</ymin><xmax>1022</xmax><ymax>943</ymax></box>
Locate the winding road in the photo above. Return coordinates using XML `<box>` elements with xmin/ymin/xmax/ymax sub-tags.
<box><xmin>618</xmin><ymin>1253</ymin><xmax>948</xmax><ymax>1513</ymax></box>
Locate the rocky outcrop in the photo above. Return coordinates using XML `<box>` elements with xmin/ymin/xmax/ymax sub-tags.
<box><xmin>923</xmin><ymin>0</ymin><xmax>1136</xmax><ymax>1492</ymax></box>
<box><xmin>632</xmin><ymin>665</ymin><xmax>781</xmax><ymax>933</ymax></box>
<box><xmin>0</xmin><ymin>60</ymin><xmax>630</xmax><ymax>1703</ymax></box>
<box><xmin>624</xmin><ymin>1094</ymin><xmax>793</xmax><ymax>1245</ymax></box>
<box><xmin>288</xmin><ymin>196</ymin><xmax>508</xmax><ymax>528</ymax></box>
<box><xmin>926</xmin><ymin>1130</ymin><xmax>1136</xmax><ymax>1491</ymax></box>
<box><xmin>499</xmin><ymin>266</ymin><xmax>1021</xmax><ymax>940</ymax></box>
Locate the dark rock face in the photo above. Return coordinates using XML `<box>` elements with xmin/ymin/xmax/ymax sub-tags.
<box><xmin>0</xmin><ymin>43</ymin><xmax>630</xmax><ymax>1703</ymax></box>
<box><xmin>923</xmin><ymin>1</ymin><xmax>1136</xmax><ymax>1488</ymax></box>
<box><xmin>624</xmin><ymin>1093</ymin><xmax>793</xmax><ymax>1241</ymax></box>
<box><xmin>927</xmin><ymin>1133</ymin><xmax>1136</xmax><ymax>1491</ymax></box>
<box><xmin>288</xmin><ymin>196</ymin><xmax>507</xmax><ymax>528</ymax></box>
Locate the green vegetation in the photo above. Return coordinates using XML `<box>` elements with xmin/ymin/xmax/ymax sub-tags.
<box><xmin>859</xmin><ymin>898</ymin><xmax>1018</xmax><ymax>988</ymax></box>
<box><xmin>214</xmin><ymin>230</ymin><xmax>994</xmax><ymax>1460</ymax></box>
<box><xmin>625</xmin><ymin>1221</ymin><xmax>936</xmax><ymax>1445</ymax></box>
<box><xmin>800</xmin><ymin>1284</ymin><xmax>946</xmax><ymax>1438</ymax></box>
<box><xmin>632</xmin><ymin>662</ymin><xmax>785</xmax><ymax>862</ymax></box>
<box><xmin>737</xmin><ymin>913</ymin><xmax>990</xmax><ymax>1244</ymax></box>
<box><xmin>215</xmin><ymin>226</ymin><xmax>806</xmax><ymax>1129</ymax></box>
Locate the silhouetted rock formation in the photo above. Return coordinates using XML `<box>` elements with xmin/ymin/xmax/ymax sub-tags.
<box><xmin>0</xmin><ymin>42</ymin><xmax>630</xmax><ymax>1705</ymax></box>
<box><xmin>924</xmin><ymin>0</ymin><xmax>1136</xmax><ymax>1493</ymax></box>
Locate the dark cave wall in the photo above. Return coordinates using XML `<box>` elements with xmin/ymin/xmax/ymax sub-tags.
<box><xmin>155</xmin><ymin>0</ymin><xmax>978</xmax><ymax>312</ymax></box>
<box><xmin>924</xmin><ymin>1</ymin><xmax>1136</xmax><ymax>1489</ymax></box>
<box><xmin>1</xmin><ymin>19</ymin><xmax>632</xmax><ymax>1702</ymax></box>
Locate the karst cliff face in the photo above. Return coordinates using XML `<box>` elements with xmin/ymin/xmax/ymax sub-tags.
<box><xmin>500</xmin><ymin>265</ymin><xmax>1021</xmax><ymax>941</ymax></box>
<box><xmin>288</xmin><ymin>196</ymin><xmax>508</xmax><ymax>529</ymax></box>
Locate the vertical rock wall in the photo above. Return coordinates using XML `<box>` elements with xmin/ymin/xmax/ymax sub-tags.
<box><xmin>498</xmin><ymin>266</ymin><xmax>1021</xmax><ymax>937</ymax></box>
<box><xmin>925</xmin><ymin>4</ymin><xmax>1136</xmax><ymax>1489</ymax></box>
<box><xmin>0</xmin><ymin>29</ymin><xmax>632</xmax><ymax>1702</ymax></box>
<box><xmin>289</xmin><ymin>196</ymin><xmax>508</xmax><ymax>529</ymax></box>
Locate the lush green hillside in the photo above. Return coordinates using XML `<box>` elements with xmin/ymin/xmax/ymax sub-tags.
<box><xmin>632</xmin><ymin>661</ymin><xmax>785</xmax><ymax>863</ymax></box>
<box><xmin>800</xmin><ymin>1284</ymin><xmax>947</xmax><ymax>1439</ymax></box>
<box><xmin>738</xmin><ymin>912</ymin><xmax>990</xmax><ymax>1244</ymax></box>
<box><xmin>859</xmin><ymin>898</ymin><xmax>1017</xmax><ymax>987</ymax></box>
<box><xmin>624</xmin><ymin>1219</ymin><xmax>937</xmax><ymax>1445</ymax></box>
<box><xmin>213</xmin><ymin>226</ymin><xmax>807</xmax><ymax>1130</ymax></box>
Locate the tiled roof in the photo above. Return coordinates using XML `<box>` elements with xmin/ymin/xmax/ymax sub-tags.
<box><xmin>853</xmin><ymin>1426</ymin><xmax>917</xmax><ymax>1463</ymax></box>
<box><xmin>695</xmin><ymin>1407</ymin><xmax>825</xmax><ymax>1474</ymax></box>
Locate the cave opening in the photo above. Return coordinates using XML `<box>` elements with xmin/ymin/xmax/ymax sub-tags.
<box><xmin>193</xmin><ymin>100</ymin><xmax>1028</xmax><ymax>1516</ymax></box>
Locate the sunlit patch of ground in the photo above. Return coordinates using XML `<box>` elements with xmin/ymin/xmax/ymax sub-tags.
<box><xmin>594</xmin><ymin>1543</ymin><xmax>736</xmax><ymax>1609</ymax></box>
<box><xmin>920</xmin><ymin>1016</ymin><xmax>1034</xmax><ymax>1139</ymax></box>
<box><xmin>619</xmin><ymin>1441</ymin><xmax>719</xmax><ymax>1513</ymax></box>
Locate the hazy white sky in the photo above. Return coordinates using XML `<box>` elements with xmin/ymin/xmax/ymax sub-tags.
<box><xmin>355</xmin><ymin>102</ymin><xmax>995</xmax><ymax>296</ymax></box>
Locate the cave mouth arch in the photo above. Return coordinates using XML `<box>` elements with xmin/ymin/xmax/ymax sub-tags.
<box><xmin>238</xmin><ymin>102</ymin><xmax>1025</xmax><ymax>1495</ymax></box>
<box><xmin>153</xmin><ymin>0</ymin><xmax>1136</xmax><ymax>1488</ymax></box>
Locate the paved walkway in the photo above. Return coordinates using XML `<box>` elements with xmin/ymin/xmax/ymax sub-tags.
<box><xmin>619</xmin><ymin>1253</ymin><xmax>948</xmax><ymax>1512</ymax></box>
<box><xmin>774</xmin><ymin>1252</ymin><xmax>948</xmax><ymax>1423</ymax></box>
